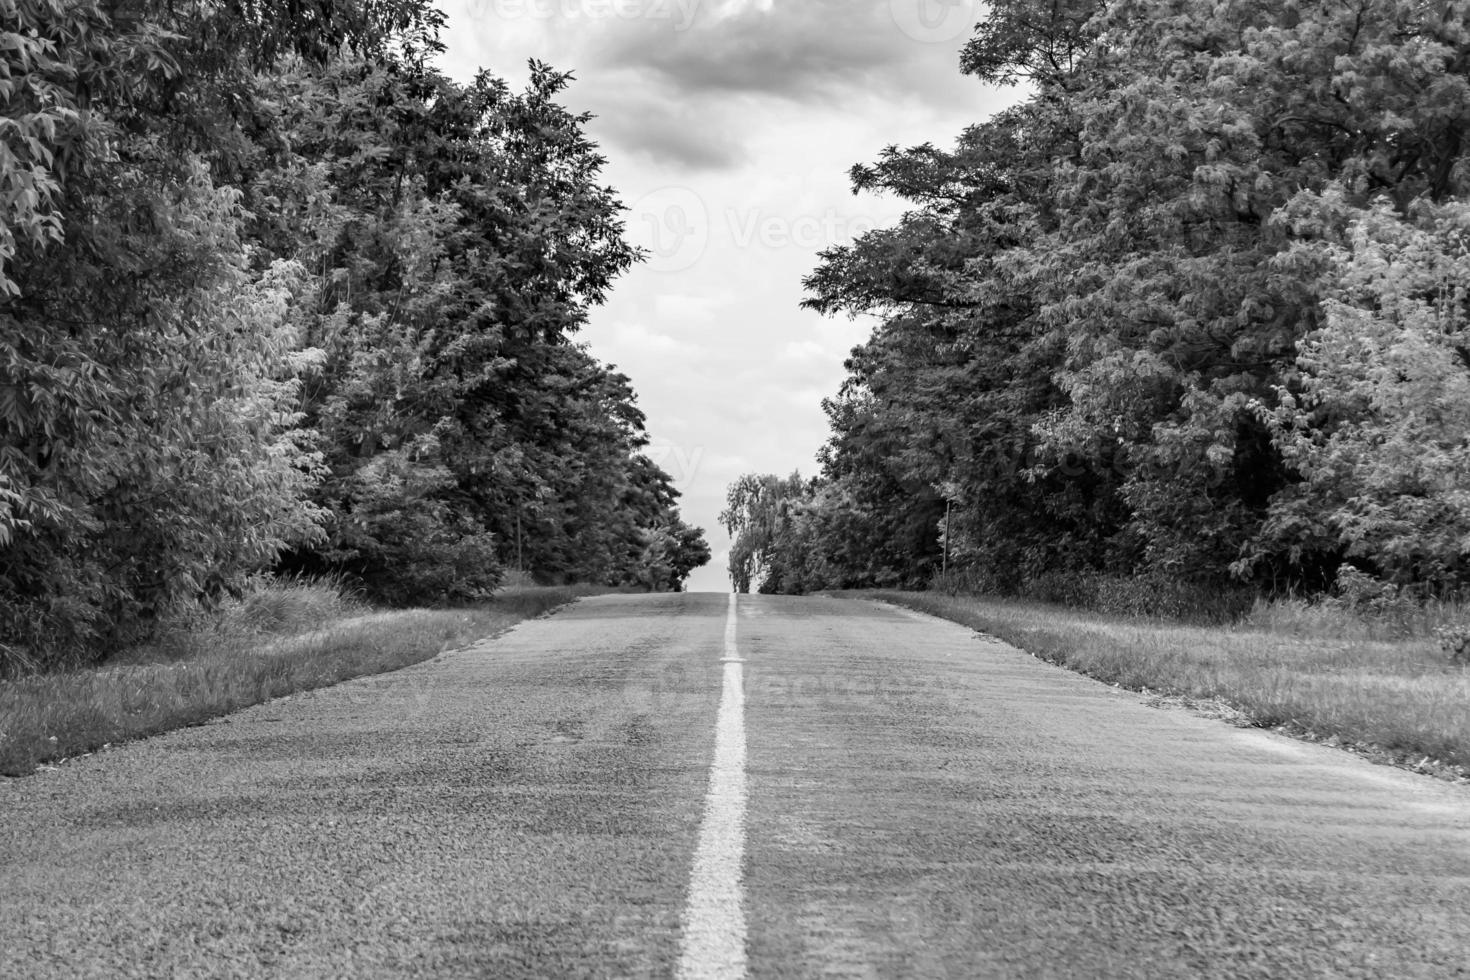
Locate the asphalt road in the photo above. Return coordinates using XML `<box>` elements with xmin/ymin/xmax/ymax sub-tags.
<box><xmin>3</xmin><ymin>593</ymin><xmax>1469</xmax><ymax>978</ymax></box>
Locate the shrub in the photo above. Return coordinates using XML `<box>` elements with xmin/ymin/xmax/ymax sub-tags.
<box><xmin>932</xmin><ymin>565</ymin><xmax>1252</xmax><ymax>623</ymax></box>
<box><xmin>1325</xmin><ymin>564</ymin><xmax>1419</xmax><ymax>637</ymax></box>
<box><xmin>320</xmin><ymin>447</ymin><xmax>503</xmax><ymax>606</ymax></box>
<box><xmin>1433</xmin><ymin>625</ymin><xmax>1470</xmax><ymax>666</ymax></box>
<box><xmin>1092</xmin><ymin>573</ymin><xmax>1254</xmax><ymax>623</ymax></box>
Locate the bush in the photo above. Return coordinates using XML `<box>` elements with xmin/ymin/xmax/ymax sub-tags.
<box><xmin>319</xmin><ymin>449</ymin><xmax>503</xmax><ymax>606</ymax></box>
<box><xmin>1024</xmin><ymin>569</ymin><xmax>1102</xmax><ymax>608</ymax></box>
<box><xmin>1325</xmin><ymin>564</ymin><xmax>1419</xmax><ymax>636</ymax></box>
<box><xmin>1433</xmin><ymin>625</ymin><xmax>1470</xmax><ymax>666</ymax></box>
<box><xmin>1092</xmin><ymin>573</ymin><xmax>1254</xmax><ymax>623</ymax></box>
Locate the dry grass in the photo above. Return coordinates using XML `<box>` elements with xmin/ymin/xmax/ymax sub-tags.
<box><xmin>0</xmin><ymin>580</ymin><xmax>605</xmax><ymax>777</ymax></box>
<box><xmin>855</xmin><ymin>590</ymin><xmax>1470</xmax><ymax>777</ymax></box>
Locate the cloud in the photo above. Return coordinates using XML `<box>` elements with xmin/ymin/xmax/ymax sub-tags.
<box><xmin>593</xmin><ymin>0</ymin><xmax>973</xmax><ymax>104</ymax></box>
<box><xmin>437</xmin><ymin>0</ymin><xmax>1015</xmax><ymax>592</ymax></box>
<box><xmin>599</xmin><ymin>3</ymin><xmax>888</xmax><ymax>98</ymax></box>
<box><xmin>780</xmin><ymin>339</ymin><xmax>828</xmax><ymax>361</ymax></box>
<box><xmin>811</xmin><ymin>314</ymin><xmax>875</xmax><ymax>353</ymax></box>
<box><xmin>652</xmin><ymin>290</ymin><xmax>729</xmax><ymax>322</ymax></box>
<box><xmin>587</xmin><ymin>83</ymin><xmax>749</xmax><ymax>169</ymax></box>
<box><xmin>444</xmin><ymin>0</ymin><xmax>991</xmax><ymax>175</ymax></box>
<box><xmin>606</xmin><ymin>318</ymin><xmax>696</xmax><ymax>357</ymax></box>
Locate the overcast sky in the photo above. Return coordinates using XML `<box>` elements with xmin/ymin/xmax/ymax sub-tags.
<box><xmin>438</xmin><ymin>0</ymin><xmax>1020</xmax><ymax>591</ymax></box>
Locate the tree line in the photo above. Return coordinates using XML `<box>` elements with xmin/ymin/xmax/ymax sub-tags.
<box><xmin>1</xmin><ymin>0</ymin><xmax>708</xmax><ymax>671</ymax></box>
<box><xmin>725</xmin><ymin>0</ymin><xmax>1470</xmax><ymax>615</ymax></box>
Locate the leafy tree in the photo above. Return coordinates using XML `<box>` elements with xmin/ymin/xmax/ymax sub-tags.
<box><xmin>721</xmin><ymin>473</ymin><xmax>825</xmax><ymax>594</ymax></box>
<box><xmin>321</xmin><ymin>437</ymin><xmax>498</xmax><ymax>605</ymax></box>
<box><xmin>0</xmin><ymin>0</ymin><xmax>417</xmax><ymax>665</ymax></box>
<box><xmin>1248</xmin><ymin>194</ymin><xmax>1470</xmax><ymax>592</ymax></box>
<box><xmin>793</xmin><ymin>0</ymin><xmax>1470</xmax><ymax>605</ymax></box>
<box><xmin>813</xmin><ymin>381</ymin><xmax>946</xmax><ymax>588</ymax></box>
<box><xmin>2</xmin><ymin>0</ymin><xmax>705</xmax><ymax>668</ymax></box>
<box><xmin>257</xmin><ymin>55</ymin><xmax>700</xmax><ymax>600</ymax></box>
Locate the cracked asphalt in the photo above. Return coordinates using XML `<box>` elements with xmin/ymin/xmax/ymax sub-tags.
<box><xmin>4</xmin><ymin>592</ymin><xmax>1469</xmax><ymax>978</ymax></box>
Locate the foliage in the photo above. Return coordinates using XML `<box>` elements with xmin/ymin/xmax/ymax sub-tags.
<box><xmin>255</xmin><ymin>55</ymin><xmax>707</xmax><ymax>600</ymax></box>
<box><xmin>770</xmin><ymin>0</ymin><xmax>1470</xmax><ymax>609</ymax></box>
<box><xmin>1249</xmin><ymin>196</ymin><xmax>1470</xmax><ymax>592</ymax></box>
<box><xmin>721</xmin><ymin>472</ymin><xmax>818</xmax><ymax>594</ymax></box>
<box><xmin>1433</xmin><ymin>624</ymin><xmax>1470</xmax><ymax>665</ymax></box>
<box><xmin>1</xmin><ymin>154</ymin><xmax>328</xmax><ymax>666</ymax></box>
<box><xmin>321</xmin><ymin>443</ymin><xmax>501</xmax><ymax>606</ymax></box>
<box><xmin>1</xmin><ymin>2</ymin><xmax>706</xmax><ymax>668</ymax></box>
<box><xmin>0</xmin><ymin>0</ymin><xmax>429</xmax><ymax>669</ymax></box>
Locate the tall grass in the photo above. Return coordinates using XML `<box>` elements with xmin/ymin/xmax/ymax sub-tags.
<box><xmin>1241</xmin><ymin>593</ymin><xmax>1470</xmax><ymax>642</ymax></box>
<box><xmin>860</xmin><ymin>590</ymin><xmax>1470</xmax><ymax>777</ymax></box>
<box><xmin>931</xmin><ymin>567</ymin><xmax>1269</xmax><ymax>623</ymax></box>
<box><xmin>0</xmin><ymin>580</ymin><xmax>603</xmax><ymax>777</ymax></box>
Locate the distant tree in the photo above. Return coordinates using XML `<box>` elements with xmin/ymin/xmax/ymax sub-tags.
<box><xmin>258</xmin><ymin>56</ymin><xmax>697</xmax><ymax>601</ymax></box>
<box><xmin>721</xmin><ymin>473</ymin><xmax>823</xmax><ymax>594</ymax></box>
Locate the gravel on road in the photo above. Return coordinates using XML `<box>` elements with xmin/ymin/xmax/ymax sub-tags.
<box><xmin>4</xmin><ymin>592</ymin><xmax>1469</xmax><ymax>978</ymax></box>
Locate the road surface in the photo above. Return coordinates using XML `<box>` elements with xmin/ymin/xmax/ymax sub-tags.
<box><xmin>3</xmin><ymin>593</ymin><xmax>1469</xmax><ymax>978</ymax></box>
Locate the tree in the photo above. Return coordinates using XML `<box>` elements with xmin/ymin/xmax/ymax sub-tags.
<box><xmin>1</xmin><ymin>0</ymin><xmax>706</xmax><ymax>667</ymax></box>
<box><xmin>1248</xmin><ymin>193</ymin><xmax>1470</xmax><ymax>592</ymax></box>
<box><xmin>721</xmin><ymin>473</ymin><xmax>826</xmax><ymax>594</ymax></box>
<box><xmin>796</xmin><ymin>0</ymin><xmax>1470</xmax><ymax>605</ymax></box>
<box><xmin>257</xmin><ymin>56</ymin><xmax>699</xmax><ymax>600</ymax></box>
<box><xmin>0</xmin><ymin>0</ymin><xmax>409</xmax><ymax>667</ymax></box>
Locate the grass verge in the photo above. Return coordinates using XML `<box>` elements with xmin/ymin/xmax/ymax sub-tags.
<box><xmin>0</xmin><ymin>582</ymin><xmax>604</xmax><ymax>777</ymax></box>
<box><xmin>852</xmin><ymin>590</ymin><xmax>1470</xmax><ymax>781</ymax></box>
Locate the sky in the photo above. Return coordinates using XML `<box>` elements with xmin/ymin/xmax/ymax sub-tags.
<box><xmin>437</xmin><ymin>0</ymin><xmax>1020</xmax><ymax>591</ymax></box>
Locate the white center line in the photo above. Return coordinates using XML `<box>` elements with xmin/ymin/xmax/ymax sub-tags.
<box><xmin>677</xmin><ymin>592</ymin><xmax>748</xmax><ymax>980</ymax></box>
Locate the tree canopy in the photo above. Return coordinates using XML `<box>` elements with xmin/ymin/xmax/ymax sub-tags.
<box><xmin>728</xmin><ymin>0</ymin><xmax>1470</xmax><ymax>611</ymax></box>
<box><xmin>1</xmin><ymin>0</ymin><xmax>706</xmax><ymax>671</ymax></box>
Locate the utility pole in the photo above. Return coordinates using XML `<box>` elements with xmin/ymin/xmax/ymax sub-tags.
<box><xmin>943</xmin><ymin>497</ymin><xmax>952</xmax><ymax>575</ymax></box>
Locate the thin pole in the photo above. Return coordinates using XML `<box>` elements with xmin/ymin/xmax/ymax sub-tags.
<box><xmin>943</xmin><ymin>497</ymin><xmax>951</xmax><ymax>575</ymax></box>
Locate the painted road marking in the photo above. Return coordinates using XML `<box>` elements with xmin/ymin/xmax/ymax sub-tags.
<box><xmin>677</xmin><ymin>592</ymin><xmax>748</xmax><ymax>980</ymax></box>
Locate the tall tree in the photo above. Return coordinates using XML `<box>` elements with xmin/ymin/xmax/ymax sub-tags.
<box><xmin>2</xmin><ymin>1</ymin><xmax>707</xmax><ymax>669</ymax></box>
<box><xmin>257</xmin><ymin>56</ymin><xmax>700</xmax><ymax>600</ymax></box>
<box><xmin>0</xmin><ymin>0</ymin><xmax>433</xmax><ymax>667</ymax></box>
<box><xmin>795</xmin><ymin>0</ymin><xmax>1470</xmax><ymax>605</ymax></box>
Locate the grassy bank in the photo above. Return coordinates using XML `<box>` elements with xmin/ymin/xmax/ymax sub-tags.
<box><xmin>0</xmin><ymin>581</ymin><xmax>603</xmax><ymax>777</ymax></box>
<box><xmin>856</xmin><ymin>590</ymin><xmax>1470</xmax><ymax>780</ymax></box>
